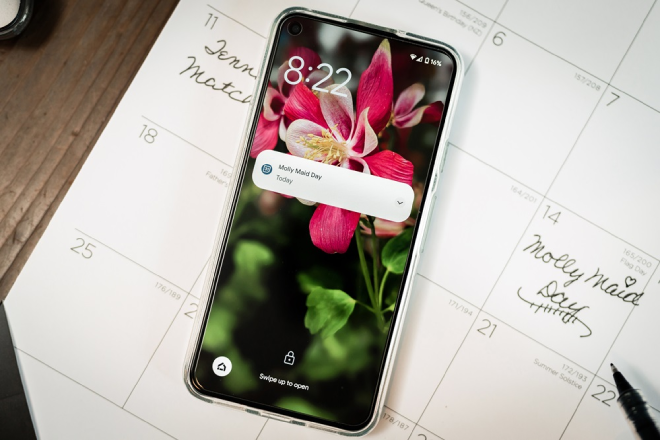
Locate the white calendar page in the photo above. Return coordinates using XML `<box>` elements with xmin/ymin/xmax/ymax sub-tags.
<box><xmin>5</xmin><ymin>0</ymin><xmax>660</xmax><ymax>438</ymax></box>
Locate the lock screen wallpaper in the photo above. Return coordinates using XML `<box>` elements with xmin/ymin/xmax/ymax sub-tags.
<box><xmin>192</xmin><ymin>15</ymin><xmax>456</xmax><ymax>429</ymax></box>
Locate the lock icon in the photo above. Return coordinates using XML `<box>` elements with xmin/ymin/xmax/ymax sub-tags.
<box><xmin>283</xmin><ymin>351</ymin><xmax>295</xmax><ymax>365</ymax></box>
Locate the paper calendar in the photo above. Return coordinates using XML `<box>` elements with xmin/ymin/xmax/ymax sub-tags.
<box><xmin>5</xmin><ymin>0</ymin><xmax>660</xmax><ymax>438</ymax></box>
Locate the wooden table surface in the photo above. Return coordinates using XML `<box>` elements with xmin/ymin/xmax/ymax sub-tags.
<box><xmin>0</xmin><ymin>0</ymin><xmax>179</xmax><ymax>301</ymax></box>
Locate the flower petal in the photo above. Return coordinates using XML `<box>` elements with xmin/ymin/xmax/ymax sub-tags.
<box><xmin>283</xmin><ymin>84</ymin><xmax>326</xmax><ymax>127</ymax></box>
<box><xmin>278</xmin><ymin>47</ymin><xmax>322</xmax><ymax>96</ymax></box>
<box><xmin>363</xmin><ymin>150</ymin><xmax>414</xmax><ymax>186</ymax></box>
<box><xmin>394</xmin><ymin>83</ymin><xmax>425</xmax><ymax>117</ymax></box>
<box><xmin>356</xmin><ymin>39</ymin><xmax>393</xmax><ymax>134</ymax></box>
<box><xmin>263</xmin><ymin>86</ymin><xmax>285</xmax><ymax>121</ymax></box>
<box><xmin>251</xmin><ymin>113</ymin><xmax>280</xmax><ymax>158</ymax></box>
<box><xmin>309</xmin><ymin>204</ymin><xmax>361</xmax><ymax>254</ymax></box>
<box><xmin>319</xmin><ymin>85</ymin><xmax>354</xmax><ymax>141</ymax></box>
<box><xmin>394</xmin><ymin>100</ymin><xmax>444</xmax><ymax>128</ymax></box>
<box><xmin>285</xmin><ymin>119</ymin><xmax>325</xmax><ymax>158</ymax></box>
<box><xmin>348</xmin><ymin>108</ymin><xmax>379</xmax><ymax>157</ymax></box>
<box><xmin>346</xmin><ymin>156</ymin><xmax>368</xmax><ymax>173</ymax></box>
<box><xmin>278</xmin><ymin>118</ymin><xmax>287</xmax><ymax>141</ymax></box>
<box><xmin>393</xmin><ymin>106</ymin><xmax>426</xmax><ymax>128</ymax></box>
<box><xmin>420</xmin><ymin>101</ymin><xmax>444</xmax><ymax>124</ymax></box>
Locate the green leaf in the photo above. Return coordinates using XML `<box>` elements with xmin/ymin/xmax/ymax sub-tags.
<box><xmin>299</xmin><ymin>328</ymin><xmax>372</xmax><ymax>381</ymax></box>
<box><xmin>381</xmin><ymin>228</ymin><xmax>413</xmax><ymax>274</ymax></box>
<box><xmin>304</xmin><ymin>287</ymin><xmax>356</xmax><ymax>339</ymax></box>
<box><xmin>233</xmin><ymin>240</ymin><xmax>274</xmax><ymax>274</ymax></box>
<box><xmin>297</xmin><ymin>267</ymin><xmax>343</xmax><ymax>294</ymax></box>
<box><xmin>226</xmin><ymin>240</ymin><xmax>275</xmax><ymax>302</ymax></box>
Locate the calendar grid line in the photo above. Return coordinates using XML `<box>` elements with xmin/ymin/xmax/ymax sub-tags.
<box><xmin>407</xmin><ymin>303</ymin><xmax>481</xmax><ymax>435</ymax></box>
<box><xmin>122</xmin><ymin>292</ymin><xmax>192</xmax><ymax>409</ymax></box>
<box><xmin>448</xmin><ymin>140</ymin><xmax>660</xmax><ymax>262</ymax></box>
<box><xmin>348</xmin><ymin>0</ymin><xmax>362</xmax><ymax>17</ymax></box>
<box><xmin>408</xmin><ymin>301</ymin><xmax>606</xmax><ymax>440</ymax></box>
<box><xmin>188</xmin><ymin>257</ymin><xmax>211</xmax><ymax>294</ymax></box>
<box><xmin>464</xmin><ymin>0</ymin><xmax>509</xmax><ymax>72</ymax></box>
<box><xmin>13</xmin><ymin>347</ymin><xmax>178</xmax><ymax>440</ymax></box>
<box><xmin>593</xmin><ymin>265</ymin><xmax>659</xmax><ymax>379</ymax></box>
<box><xmin>558</xmin><ymin>371</ymin><xmax>598</xmax><ymax>439</ymax></box>
<box><xmin>417</xmin><ymin>191</ymin><xmax>582</xmax><ymax>437</ymax></box>
<box><xmin>73</xmin><ymin>228</ymin><xmax>191</xmax><ymax>296</ymax></box>
<box><xmin>416</xmin><ymin>273</ymin><xmax>481</xmax><ymax>312</ymax></box>
<box><xmin>383</xmin><ymin>405</ymin><xmax>414</xmax><ymax>421</ymax></box>
<box><xmin>459</xmin><ymin>3</ymin><xmax>659</xmax><ymax>119</ymax></box>
<box><xmin>416</xmin><ymin>423</ymin><xmax>447</xmax><ymax>440</ymax></box>
<box><xmin>543</xmin><ymin>194</ymin><xmax>660</xmax><ymax>263</ymax></box>
<box><xmin>254</xmin><ymin>419</ymin><xmax>269</xmax><ymax>439</ymax></box>
<box><xmin>470</xmin><ymin>199</ymin><xmax>544</xmax><ymax>311</ymax></box>
<box><xmin>468</xmin><ymin>197</ymin><xmax>656</xmax><ymax>386</ymax></box>
<box><xmin>440</xmin><ymin>189</ymin><xmax>545</xmax><ymax>412</ymax></box>
<box><xmin>410</xmin><ymin>292</ymin><xmax>634</xmax><ymax>440</ymax></box>
<box><xmin>412</xmin><ymin>194</ymin><xmax>658</xmax><ymax>439</ymax></box>
<box><xmin>464</xmin><ymin>17</ymin><xmax>496</xmax><ymax>73</ymax></box>
<box><xmin>607</xmin><ymin>0</ymin><xmax>657</xmax><ymax>84</ymax></box>
<box><xmin>462</xmin><ymin>0</ymin><xmax>511</xmax><ymax>73</ymax></box>
<box><xmin>448</xmin><ymin>142</ymin><xmax>544</xmax><ymax>196</ymax></box>
<box><xmin>453</xmin><ymin>0</ymin><xmax>496</xmax><ymax>22</ymax></box>
<box><xmin>493</xmin><ymin>0</ymin><xmax>510</xmax><ymax>20</ymax></box>
<box><xmin>408</xmin><ymin>272</ymin><xmax>607</xmax><ymax>440</ymax></box>
<box><xmin>481</xmin><ymin>308</ymin><xmax>598</xmax><ymax>382</ymax></box>
<box><xmin>592</xmin><ymin>372</ymin><xmax>660</xmax><ymax>413</ymax></box>
<box><xmin>141</xmin><ymin>116</ymin><xmax>234</xmax><ymax>168</ymax></box>
<box><xmin>613</xmin><ymin>85</ymin><xmax>660</xmax><ymax>115</ymax></box>
<box><xmin>380</xmin><ymin>405</ymin><xmax>416</xmax><ymax>435</ymax></box>
<box><xmin>542</xmin><ymin>86</ymin><xmax>616</xmax><ymax>198</ymax></box>
<box><xmin>206</xmin><ymin>4</ymin><xmax>266</xmax><ymax>39</ymax></box>
<box><xmin>491</xmin><ymin>22</ymin><xmax>607</xmax><ymax>86</ymax></box>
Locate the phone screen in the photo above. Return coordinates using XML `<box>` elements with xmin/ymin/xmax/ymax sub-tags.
<box><xmin>191</xmin><ymin>14</ymin><xmax>457</xmax><ymax>430</ymax></box>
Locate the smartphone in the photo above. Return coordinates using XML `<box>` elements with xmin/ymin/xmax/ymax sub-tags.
<box><xmin>185</xmin><ymin>8</ymin><xmax>463</xmax><ymax>436</ymax></box>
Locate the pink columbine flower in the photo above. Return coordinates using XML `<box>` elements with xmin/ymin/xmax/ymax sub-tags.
<box><xmin>392</xmin><ymin>83</ymin><xmax>443</xmax><ymax>128</ymax></box>
<box><xmin>284</xmin><ymin>40</ymin><xmax>414</xmax><ymax>254</ymax></box>
<box><xmin>251</xmin><ymin>48</ymin><xmax>323</xmax><ymax>158</ymax></box>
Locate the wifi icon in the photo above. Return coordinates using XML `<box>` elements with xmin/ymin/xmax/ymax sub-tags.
<box><xmin>410</xmin><ymin>54</ymin><xmax>417</xmax><ymax>60</ymax></box>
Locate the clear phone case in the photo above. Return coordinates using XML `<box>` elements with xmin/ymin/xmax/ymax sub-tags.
<box><xmin>183</xmin><ymin>7</ymin><xmax>464</xmax><ymax>437</ymax></box>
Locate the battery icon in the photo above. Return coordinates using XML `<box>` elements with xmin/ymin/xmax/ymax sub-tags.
<box><xmin>414</xmin><ymin>56</ymin><xmax>441</xmax><ymax>67</ymax></box>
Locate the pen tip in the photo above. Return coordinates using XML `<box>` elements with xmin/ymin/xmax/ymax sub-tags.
<box><xmin>611</xmin><ymin>363</ymin><xmax>619</xmax><ymax>373</ymax></box>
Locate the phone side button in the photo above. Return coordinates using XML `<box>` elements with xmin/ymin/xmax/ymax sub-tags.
<box><xmin>262</xmin><ymin>413</ymin><xmax>291</xmax><ymax>423</ymax></box>
<box><xmin>440</xmin><ymin>141</ymin><xmax>449</xmax><ymax>173</ymax></box>
<box><xmin>430</xmin><ymin>172</ymin><xmax>439</xmax><ymax>193</ymax></box>
<box><xmin>420</xmin><ymin>194</ymin><xmax>437</xmax><ymax>254</ymax></box>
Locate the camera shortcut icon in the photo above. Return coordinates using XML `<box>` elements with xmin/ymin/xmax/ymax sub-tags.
<box><xmin>261</xmin><ymin>164</ymin><xmax>273</xmax><ymax>175</ymax></box>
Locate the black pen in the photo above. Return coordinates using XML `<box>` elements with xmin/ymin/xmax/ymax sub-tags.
<box><xmin>611</xmin><ymin>363</ymin><xmax>660</xmax><ymax>440</ymax></box>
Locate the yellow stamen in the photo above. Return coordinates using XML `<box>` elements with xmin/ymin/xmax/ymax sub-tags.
<box><xmin>300</xmin><ymin>127</ymin><xmax>348</xmax><ymax>164</ymax></box>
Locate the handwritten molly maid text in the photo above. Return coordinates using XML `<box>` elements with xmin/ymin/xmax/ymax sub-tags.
<box><xmin>516</xmin><ymin>234</ymin><xmax>645</xmax><ymax>338</ymax></box>
<box><xmin>180</xmin><ymin>39</ymin><xmax>256</xmax><ymax>103</ymax></box>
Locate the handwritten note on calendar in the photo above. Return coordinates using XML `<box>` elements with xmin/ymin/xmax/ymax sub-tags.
<box><xmin>5</xmin><ymin>0</ymin><xmax>660</xmax><ymax>438</ymax></box>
